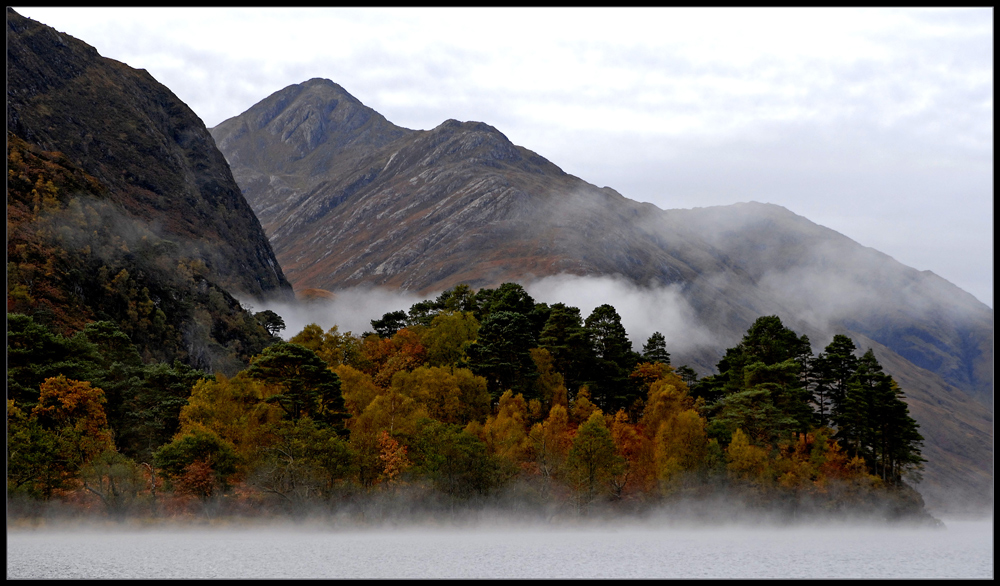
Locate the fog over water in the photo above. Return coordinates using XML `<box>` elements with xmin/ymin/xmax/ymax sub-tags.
<box><xmin>7</xmin><ymin>518</ymin><xmax>992</xmax><ymax>579</ymax></box>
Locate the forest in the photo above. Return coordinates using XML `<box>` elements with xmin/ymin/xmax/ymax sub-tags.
<box><xmin>7</xmin><ymin>278</ymin><xmax>930</xmax><ymax>523</ymax></box>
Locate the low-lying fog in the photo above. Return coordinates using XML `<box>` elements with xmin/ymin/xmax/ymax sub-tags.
<box><xmin>247</xmin><ymin>275</ymin><xmax>721</xmax><ymax>359</ymax></box>
<box><xmin>8</xmin><ymin>515</ymin><xmax>992</xmax><ymax>579</ymax></box>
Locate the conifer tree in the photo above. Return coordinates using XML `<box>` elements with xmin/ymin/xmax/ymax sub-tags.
<box><xmin>838</xmin><ymin>349</ymin><xmax>924</xmax><ymax>485</ymax></box>
<box><xmin>641</xmin><ymin>331</ymin><xmax>671</xmax><ymax>365</ymax></box>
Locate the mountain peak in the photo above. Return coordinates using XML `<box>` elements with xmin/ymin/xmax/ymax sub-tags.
<box><xmin>211</xmin><ymin>78</ymin><xmax>410</xmax><ymax>176</ymax></box>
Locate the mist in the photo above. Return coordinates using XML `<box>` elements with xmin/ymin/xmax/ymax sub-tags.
<box><xmin>243</xmin><ymin>286</ymin><xmax>429</xmax><ymax>339</ymax></box>
<box><xmin>7</xmin><ymin>486</ymin><xmax>990</xmax><ymax>580</ymax></box>
<box><xmin>524</xmin><ymin>273</ymin><xmax>720</xmax><ymax>355</ymax></box>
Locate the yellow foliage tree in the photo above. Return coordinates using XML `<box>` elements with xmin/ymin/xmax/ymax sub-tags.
<box><xmin>350</xmin><ymin>388</ymin><xmax>426</xmax><ymax>488</ymax></box>
<box><xmin>565</xmin><ymin>410</ymin><xmax>623</xmax><ymax>507</ymax></box>
<box><xmin>530</xmin><ymin>347</ymin><xmax>568</xmax><ymax>413</ymax></box>
<box><xmin>421</xmin><ymin>311</ymin><xmax>479</xmax><ymax>368</ymax></box>
<box><xmin>32</xmin><ymin>375</ymin><xmax>115</xmax><ymax>464</ymax></box>
<box><xmin>290</xmin><ymin>323</ymin><xmax>360</xmax><ymax>368</ymax></box>
<box><xmin>654</xmin><ymin>408</ymin><xmax>708</xmax><ymax>489</ymax></box>
<box><xmin>528</xmin><ymin>404</ymin><xmax>574</xmax><ymax>478</ymax></box>
<box><xmin>177</xmin><ymin>373</ymin><xmax>284</xmax><ymax>469</ymax></box>
<box><xmin>725</xmin><ymin>428</ymin><xmax>770</xmax><ymax>484</ymax></box>
<box><xmin>639</xmin><ymin>375</ymin><xmax>694</xmax><ymax>440</ymax></box>
<box><xmin>570</xmin><ymin>386</ymin><xmax>599</xmax><ymax>425</ymax></box>
<box><xmin>476</xmin><ymin>390</ymin><xmax>530</xmax><ymax>464</ymax></box>
<box><xmin>335</xmin><ymin>364</ymin><xmax>382</xmax><ymax>417</ymax></box>
<box><xmin>390</xmin><ymin>365</ymin><xmax>490</xmax><ymax>425</ymax></box>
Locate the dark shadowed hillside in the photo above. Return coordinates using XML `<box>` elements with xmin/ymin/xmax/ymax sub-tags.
<box><xmin>211</xmin><ymin>79</ymin><xmax>992</xmax><ymax>512</ymax></box>
<box><xmin>7</xmin><ymin>9</ymin><xmax>292</xmax><ymax>373</ymax></box>
<box><xmin>7</xmin><ymin>8</ymin><xmax>290</xmax><ymax>300</ymax></box>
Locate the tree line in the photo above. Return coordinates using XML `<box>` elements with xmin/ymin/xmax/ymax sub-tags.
<box><xmin>6</xmin><ymin>282</ymin><xmax>926</xmax><ymax>519</ymax></box>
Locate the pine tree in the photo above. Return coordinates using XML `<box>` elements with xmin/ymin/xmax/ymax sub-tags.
<box><xmin>641</xmin><ymin>331</ymin><xmax>671</xmax><ymax>365</ymax></box>
<box><xmin>814</xmin><ymin>334</ymin><xmax>859</xmax><ymax>428</ymax></box>
<box><xmin>837</xmin><ymin>349</ymin><xmax>924</xmax><ymax>485</ymax></box>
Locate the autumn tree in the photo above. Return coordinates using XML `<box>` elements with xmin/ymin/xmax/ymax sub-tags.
<box><xmin>335</xmin><ymin>364</ymin><xmax>383</xmax><ymax>418</ymax></box>
<box><xmin>390</xmin><ymin>365</ymin><xmax>490</xmax><ymax>425</ymax></box>
<box><xmin>564</xmin><ymin>410</ymin><xmax>623</xmax><ymax>508</ymax></box>
<box><xmin>609</xmin><ymin>410</ymin><xmax>643</xmax><ymax>498</ymax></box>
<box><xmin>528</xmin><ymin>404</ymin><xmax>574</xmax><ymax>479</ymax></box>
<box><xmin>530</xmin><ymin>347</ymin><xmax>569</xmax><ymax>414</ymax></box>
<box><xmin>32</xmin><ymin>375</ymin><xmax>115</xmax><ymax>468</ymax></box>
<box><xmin>420</xmin><ymin>310</ymin><xmax>480</xmax><ymax>368</ymax></box>
<box><xmin>177</xmin><ymin>373</ymin><xmax>284</xmax><ymax>471</ymax></box>
<box><xmin>152</xmin><ymin>427</ymin><xmax>239</xmax><ymax>495</ymax></box>
<box><xmin>350</xmin><ymin>386</ymin><xmax>427</xmax><ymax>488</ymax></box>
<box><xmin>377</xmin><ymin>430</ymin><xmax>411</xmax><ymax>485</ymax></box>
<box><xmin>290</xmin><ymin>323</ymin><xmax>362</xmax><ymax>369</ymax></box>
<box><xmin>654</xmin><ymin>409</ymin><xmax>708</xmax><ymax>490</ymax></box>
<box><xmin>725</xmin><ymin>428</ymin><xmax>769</xmax><ymax>485</ymax></box>
<box><xmin>372</xmin><ymin>328</ymin><xmax>428</xmax><ymax>388</ymax></box>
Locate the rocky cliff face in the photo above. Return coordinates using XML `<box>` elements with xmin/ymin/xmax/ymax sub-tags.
<box><xmin>7</xmin><ymin>9</ymin><xmax>292</xmax><ymax>374</ymax></box>
<box><xmin>7</xmin><ymin>8</ymin><xmax>291</xmax><ymax>300</ymax></box>
<box><xmin>212</xmin><ymin>78</ymin><xmax>992</xmax><ymax>511</ymax></box>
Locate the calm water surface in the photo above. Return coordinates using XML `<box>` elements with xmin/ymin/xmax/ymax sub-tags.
<box><xmin>7</xmin><ymin>519</ymin><xmax>992</xmax><ymax>579</ymax></box>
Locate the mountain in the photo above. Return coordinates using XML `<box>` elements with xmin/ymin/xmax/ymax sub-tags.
<box><xmin>7</xmin><ymin>9</ymin><xmax>293</xmax><ymax>373</ymax></box>
<box><xmin>7</xmin><ymin>8</ymin><xmax>290</xmax><ymax>299</ymax></box>
<box><xmin>211</xmin><ymin>79</ymin><xmax>992</xmax><ymax>512</ymax></box>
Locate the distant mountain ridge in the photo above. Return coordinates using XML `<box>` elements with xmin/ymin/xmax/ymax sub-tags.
<box><xmin>211</xmin><ymin>79</ymin><xmax>992</xmax><ymax>512</ymax></box>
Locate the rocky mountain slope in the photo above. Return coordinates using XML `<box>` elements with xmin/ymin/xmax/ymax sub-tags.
<box><xmin>7</xmin><ymin>9</ymin><xmax>292</xmax><ymax>373</ymax></box>
<box><xmin>8</xmin><ymin>8</ymin><xmax>290</xmax><ymax>300</ymax></box>
<box><xmin>211</xmin><ymin>79</ymin><xmax>992</xmax><ymax>511</ymax></box>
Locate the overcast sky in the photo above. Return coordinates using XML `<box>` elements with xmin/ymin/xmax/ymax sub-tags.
<box><xmin>14</xmin><ymin>7</ymin><xmax>993</xmax><ymax>307</ymax></box>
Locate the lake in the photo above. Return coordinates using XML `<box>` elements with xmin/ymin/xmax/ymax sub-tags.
<box><xmin>7</xmin><ymin>517</ymin><xmax>992</xmax><ymax>579</ymax></box>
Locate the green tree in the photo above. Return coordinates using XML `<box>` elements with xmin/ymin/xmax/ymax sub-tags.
<box><xmin>466</xmin><ymin>311</ymin><xmax>538</xmax><ymax>401</ymax></box>
<box><xmin>641</xmin><ymin>331</ymin><xmax>671</xmax><ymax>365</ymax></box>
<box><xmin>538</xmin><ymin>303</ymin><xmax>593</xmax><ymax>395</ymax></box>
<box><xmin>701</xmin><ymin>316</ymin><xmax>815</xmax><ymax>442</ymax></box>
<box><xmin>814</xmin><ymin>334</ymin><xmax>860</xmax><ymax>428</ymax></box>
<box><xmin>407</xmin><ymin>418</ymin><xmax>515</xmax><ymax>498</ymax></box>
<box><xmin>584</xmin><ymin>304</ymin><xmax>641</xmax><ymax>412</ymax></box>
<box><xmin>254</xmin><ymin>310</ymin><xmax>286</xmax><ymax>337</ymax></box>
<box><xmin>80</xmin><ymin>449</ymin><xmax>147</xmax><ymax>518</ymax></box>
<box><xmin>117</xmin><ymin>361</ymin><xmax>210</xmax><ymax>462</ymax></box>
<box><xmin>245</xmin><ymin>342</ymin><xmax>344</xmax><ymax>424</ymax></box>
<box><xmin>152</xmin><ymin>427</ymin><xmax>239</xmax><ymax>492</ymax></box>
<box><xmin>248</xmin><ymin>418</ymin><xmax>355</xmax><ymax>504</ymax></box>
<box><xmin>370</xmin><ymin>310</ymin><xmax>408</xmax><ymax>338</ymax></box>
<box><xmin>6</xmin><ymin>313</ymin><xmax>103</xmax><ymax>408</ymax></box>
<box><xmin>838</xmin><ymin>349</ymin><xmax>924</xmax><ymax>485</ymax></box>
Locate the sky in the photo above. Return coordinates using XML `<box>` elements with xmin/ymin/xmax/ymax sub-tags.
<box><xmin>13</xmin><ymin>7</ymin><xmax>993</xmax><ymax>307</ymax></box>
